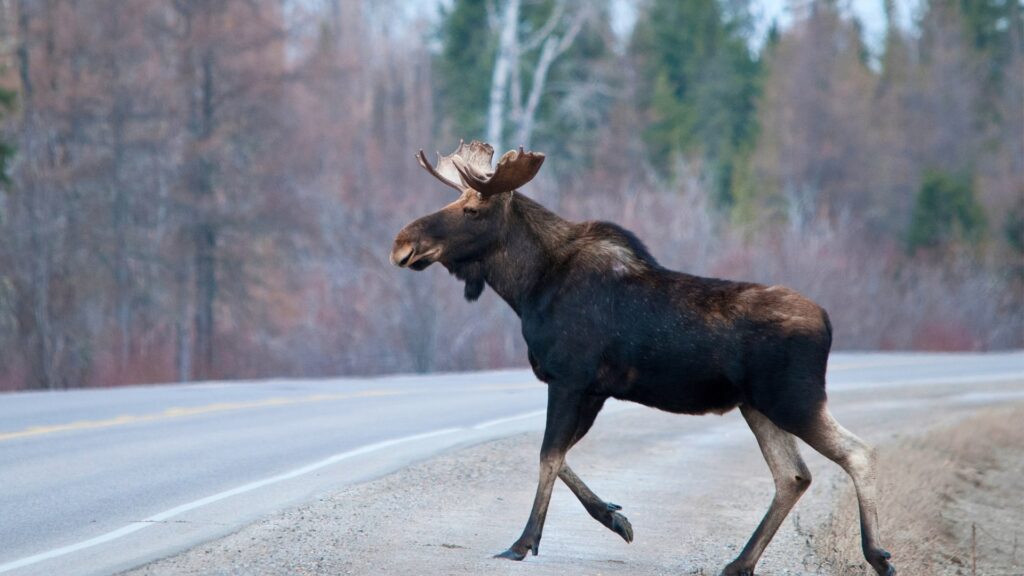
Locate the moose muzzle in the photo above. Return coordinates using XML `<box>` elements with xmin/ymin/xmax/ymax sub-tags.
<box><xmin>390</xmin><ymin>237</ymin><xmax>441</xmax><ymax>270</ymax></box>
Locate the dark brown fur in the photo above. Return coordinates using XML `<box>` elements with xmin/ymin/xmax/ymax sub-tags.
<box><xmin>391</xmin><ymin>153</ymin><xmax>894</xmax><ymax>576</ymax></box>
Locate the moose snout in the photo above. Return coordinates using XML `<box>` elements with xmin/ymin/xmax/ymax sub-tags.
<box><xmin>390</xmin><ymin>229</ymin><xmax>441</xmax><ymax>269</ymax></box>
<box><xmin>391</xmin><ymin>237</ymin><xmax>442</xmax><ymax>270</ymax></box>
<box><xmin>390</xmin><ymin>241</ymin><xmax>416</xmax><ymax>267</ymax></box>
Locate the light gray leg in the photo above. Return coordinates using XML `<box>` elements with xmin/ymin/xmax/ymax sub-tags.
<box><xmin>723</xmin><ymin>405</ymin><xmax>812</xmax><ymax>576</ymax></box>
<box><xmin>800</xmin><ymin>408</ymin><xmax>895</xmax><ymax>576</ymax></box>
<box><xmin>559</xmin><ymin>463</ymin><xmax>633</xmax><ymax>542</ymax></box>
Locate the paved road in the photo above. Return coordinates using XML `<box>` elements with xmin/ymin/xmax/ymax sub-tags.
<box><xmin>1</xmin><ymin>352</ymin><xmax>1021</xmax><ymax>576</ymax></box>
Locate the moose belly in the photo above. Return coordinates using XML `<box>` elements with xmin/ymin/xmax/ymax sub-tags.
<box><xmin>595</xmin><ymin>358</ymin><xmax>742</xmax><ymax>416</ymax></box>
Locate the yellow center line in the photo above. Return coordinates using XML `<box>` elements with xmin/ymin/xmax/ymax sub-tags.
<box><xmin>0</xmin><ymin>389</ymin><xmax>408</xmax><ymax>443</ymax></box>
<box><xmin>0</xmin><ymin>382</ymin><xmax>546</xmax><ymax>443</ymax></box>
<box><xmin>3</xmin><ymin>363</ymin><xmax>931</xmax><ymax>444</ymax></box>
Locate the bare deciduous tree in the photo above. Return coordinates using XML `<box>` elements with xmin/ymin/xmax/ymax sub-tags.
<box><xmin>485</xmin><ymin>0</ymin><xmax>588</xmax><ymax>152</ymax></box>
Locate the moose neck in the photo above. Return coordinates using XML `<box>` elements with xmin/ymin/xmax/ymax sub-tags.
<box><xmin>480</xmin><ymin>193</ymin><xmax>573</xmax><ymax>314</ymax></box>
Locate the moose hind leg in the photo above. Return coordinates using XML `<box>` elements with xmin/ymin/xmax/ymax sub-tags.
<box><xmin>800</xmin><ymin>409</ymin><xmax>895</xmax><ymax>576</ymax></box>
<box><xmin>723</xmin><ymin>405</ymin><xmax>812</xmax><ymax>576</ymax></box>
<box><xmin>559</xmin><ymin>463</ymin><xmax>633</xmax><ymax>543</ymax></box>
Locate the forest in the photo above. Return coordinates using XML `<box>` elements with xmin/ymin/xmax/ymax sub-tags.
<box><xmin>0</xmin><ymin>0</ymin><xmax>1021</xmax><ymax>390</ymax></box>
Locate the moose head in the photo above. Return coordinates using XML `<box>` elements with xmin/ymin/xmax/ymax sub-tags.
<box><xmin>390</xmin><ymin>140</ymin><xmax>545</xmax><ymax>300</ymax></box>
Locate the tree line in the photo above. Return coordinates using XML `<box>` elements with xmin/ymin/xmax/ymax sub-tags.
<box><xmin>0</xmin><ymin>0</ymin><xmax>1020</xmax><ymax>390</ymax></box>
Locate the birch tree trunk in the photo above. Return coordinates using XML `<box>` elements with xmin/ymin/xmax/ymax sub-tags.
<box><xmin>488</xmin><ymin>0</ymin><xmax>585</xmax><ymax>152</ymax></box>
<box><xmin>486</xmin><ymin>0</ymin><xmax>520</xmax><ymax>153</ymax></box>
<box><xmin>514</xmin><ymin>11</ymin><xmax>584</xmax><ymax>148</ymax></box>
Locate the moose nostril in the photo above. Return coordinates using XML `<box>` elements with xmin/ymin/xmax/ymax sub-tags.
<box><xmin>392</xmin><ymin>244</ymin><xmax>415</xmax><ymax>267</ymax></box>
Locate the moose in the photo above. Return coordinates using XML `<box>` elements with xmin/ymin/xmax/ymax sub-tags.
<box><xmin>390</xmin><ymin>141</ymin><xmax>895</xmax><ymax>576</ymax></box>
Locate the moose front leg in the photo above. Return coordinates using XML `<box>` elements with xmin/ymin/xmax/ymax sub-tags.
<box><xmin>496</xmin><ymin>386</ymin><xmax>583</xmax><ymax>560</ymax></box>
<box><xmin>560</xmin><ymin>463</ymin><xmax>634</xmax><ymax>542</ymax></box>
<box><xmin>557</xmin><ymin>393</ymin><xmax>633</xmax><ymax>543</ymax></box>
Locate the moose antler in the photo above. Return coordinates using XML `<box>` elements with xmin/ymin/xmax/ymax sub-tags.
<box><xmin>415</xmin><ymin>140</ymin><xmax>495</xmax><ymax>193</ymax></box>
<box><xmin>415</xmin><ymin>141</ymin><xmax>544</xmax><ymax>195</ymax></box>
<box><xmin>452</xmin><ymin>145</ymin><xmax>545</xmax><ymax>196</ymax></box>
<box><xmin>416</xmin><ymin>150</ymin><xmax>462</xmax><ymax>191</ymax></box>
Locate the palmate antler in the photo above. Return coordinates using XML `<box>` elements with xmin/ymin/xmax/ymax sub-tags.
<box><xmin>415</xmin><ymin>140</ymin><xmax>545</xmax><ymax>196</ymax></box>
<box><xmin>453</xmin><ymin>146</ymin><xmax>545</xmax><ymax>196</ymax></box>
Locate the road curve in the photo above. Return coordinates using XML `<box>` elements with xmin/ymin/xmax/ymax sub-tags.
<box><xmin>0</xmin><ymin>352</ymin><xmax>1021</xmax><ymax>576</ymax></box>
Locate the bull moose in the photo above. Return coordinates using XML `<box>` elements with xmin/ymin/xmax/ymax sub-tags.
<box><xmin>390</xmin><ymin>141</ymin><xmax>895</xmax><ymax>576</ymax></box>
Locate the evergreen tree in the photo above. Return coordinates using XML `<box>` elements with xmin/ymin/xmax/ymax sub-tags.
<box><xmin>956</xmin><ymin>0</ymin><xmax>1021</xmax><ymax>57</ymax></box>
<box><xmin>954</xmin><ymin>0</ymin><xmax>1022</xmax><ymax>129</ymax></box>
<box><xmin>0</xmin><ymin>83</ymin><xmax>14</xmax><ymax>360</ymax></box>
<box><xmin>1005</xmin><ymin>193</ymin><xmax>1024</xmax><ymax>256</ymax></box>
<box><xmin>437</xmin><ymin>0</ymin><xmax>494</xmax><ymax>139</ymax></box>
<box><xmin>631</xmin><ymin>0</ymin><xmax>760</xmax><ymax>206</ymax></box>
<box><xmin>908</xmin><ymin>170</ymin><xmax>987</xmax><ymax>251</ymax></box>
<box><xmin>0</xmin><ymin>85</ymin><xmax>14</xmax><ymax>189</ymax></box>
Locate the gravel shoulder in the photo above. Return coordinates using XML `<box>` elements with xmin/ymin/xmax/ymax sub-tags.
<box><xmin>123</xmin><ymin>390</ymin><xmax>1024</xmax><ymax>576</ymax></box>
<box><xmin>819</xmin><ymin>404</ymin><xmax>1024</xmax><ymax>576</ymax></box>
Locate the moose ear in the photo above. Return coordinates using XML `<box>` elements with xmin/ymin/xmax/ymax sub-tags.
<box><xmin>464</xmin><ymin>277</ymin><xmax>486</xmax><ymax>301</ymax></box>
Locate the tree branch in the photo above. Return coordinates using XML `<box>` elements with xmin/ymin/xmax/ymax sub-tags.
<box><xmin>521</xmin><ymin>0</ymin><xmax>565</xmax><ymax>52</ymax></box>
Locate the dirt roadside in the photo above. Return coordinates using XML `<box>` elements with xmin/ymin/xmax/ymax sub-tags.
<box><xmin>819</xmin><ymin>405</ymin><xmax>1024</xmax><ymax>576</ymax></box>
<box><xmin>123</xmin><ymin>397</ymin><xmax>1024</xmax><ymax>576</ymax></box>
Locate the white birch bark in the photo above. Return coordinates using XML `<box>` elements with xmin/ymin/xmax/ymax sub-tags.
<box><xmin>486</xmin><ymin>0</ymin><xmax>520</xmax><ymax>154</ymax></box>
<box><xmin>487</xmin><ymin>0</ymin><xmax>586</xmax><ymax>152</ymax></box>
<box><xmin>514</xmin><ymin>9</ymin><xmax>584</xmax><ymax>148</ymax></box>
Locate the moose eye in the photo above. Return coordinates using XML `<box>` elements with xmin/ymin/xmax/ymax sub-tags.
<box><xmin>463</xmin><ymin>206</ymin><xmax>479</xmax><ymax>217</ymax></box>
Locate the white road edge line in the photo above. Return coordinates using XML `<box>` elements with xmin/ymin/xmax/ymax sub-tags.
<box><xmin>0</xmin><ymin>412</ymin><xmax>549</xmax><ymax>576</ymax></box>
<box><xmin>830</xmin><ymin>371</ymin><xmax>1024</xmax><ymax>390</ymax></box>
<box><xmin>472</xmin><ymin>408</ymin><xmax>547</xmax><ymax>430</ymax></box>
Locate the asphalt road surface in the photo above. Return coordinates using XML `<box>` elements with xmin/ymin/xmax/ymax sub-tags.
<box><xmin>1</xmin><ymin>352</ymin><xmax>1021</xmax><ymax>576</ymax></box>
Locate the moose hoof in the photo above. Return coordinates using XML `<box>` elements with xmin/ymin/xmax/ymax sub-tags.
<box><xmin>494</xmin><ymin>548</ymin><xmax>527</xmax><ymax>561</ymax></box>
<box><xmin>494</xmin><ymin>540</ymin><xmax>538</xmax><ymax>561</ymax></box>
<box><xmin>610</xmin><ymin>511</ymin><xmax>633</xmax><ymax>543</ymax></box>
<box><xmin>721</xmin><ymin>560</ymin><xmax>755</xmax><ymax>576</ymax></box>
<box><xmin>866</xmin><ymin>548</ymin><xmax>895</xmax><ymax>576</ymax></box>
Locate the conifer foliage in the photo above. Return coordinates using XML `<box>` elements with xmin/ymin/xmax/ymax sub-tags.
<box><xmin>0</xmin><ymin>0</ymin><xmax>1019</xmax><ymax>389</ymax></box>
